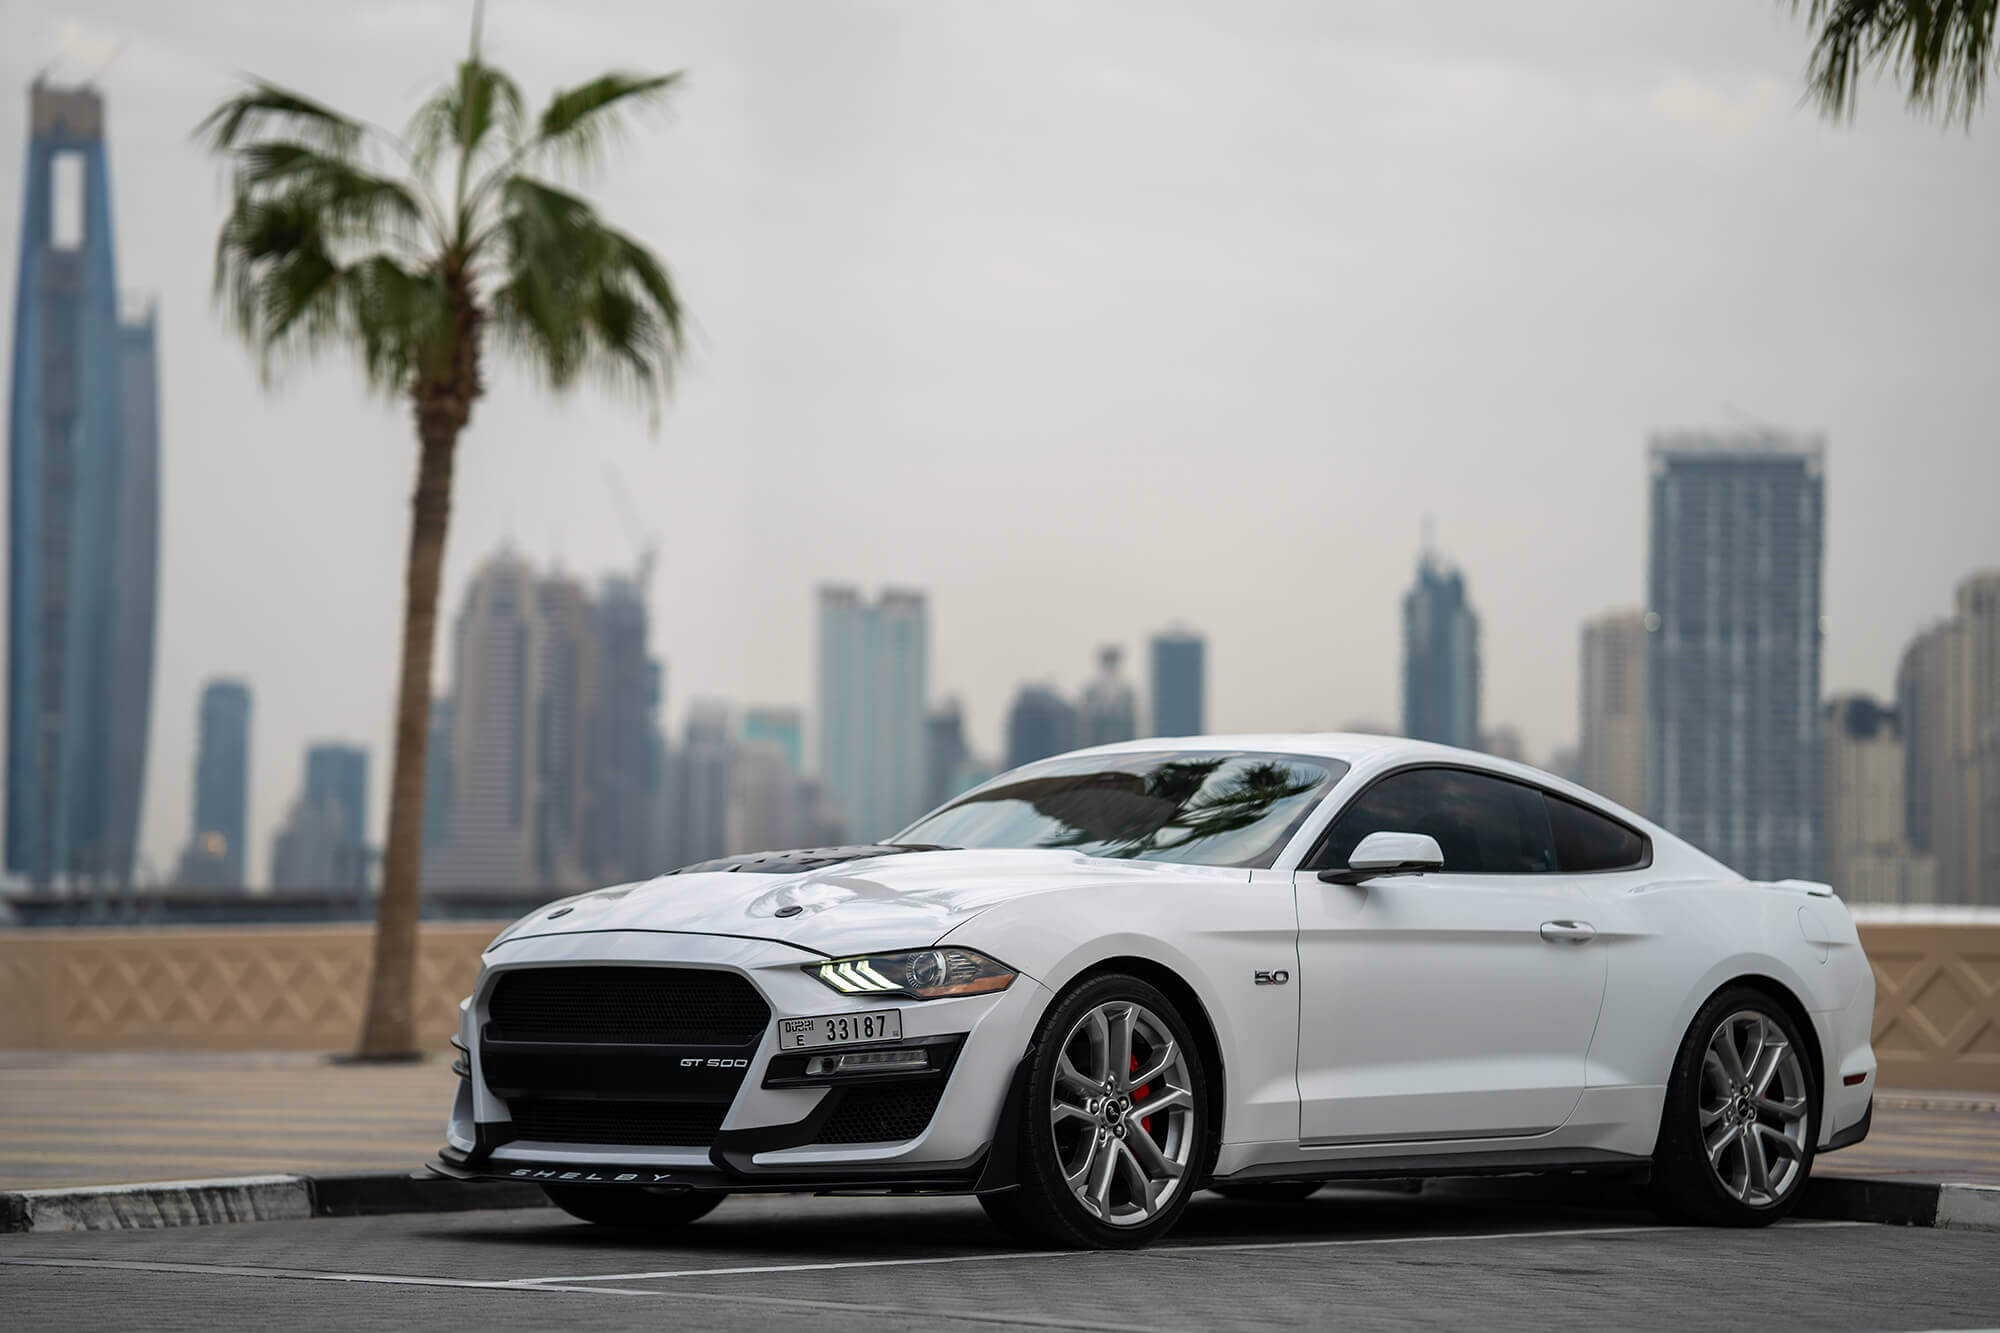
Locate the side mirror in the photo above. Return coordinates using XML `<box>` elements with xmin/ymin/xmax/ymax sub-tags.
<box><xmin>1317</xmin><ymin>831</ymin><xmax>1445</xmax><ymax>885</ymax></box>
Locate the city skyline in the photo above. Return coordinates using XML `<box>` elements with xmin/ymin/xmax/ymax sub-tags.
<box><xmin>1</xmin><ymin>5</ymin><xmax>1996</xmax><ymax>881</ymax></box>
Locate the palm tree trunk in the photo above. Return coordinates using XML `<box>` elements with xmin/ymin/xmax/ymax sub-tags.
<box><xmin>355</xmin><ymin>418</ymin><xmax>459</xmax><ymax>1059</ymax></box>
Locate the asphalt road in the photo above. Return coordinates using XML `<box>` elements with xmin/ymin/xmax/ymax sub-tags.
<box><xmin>5</xmin><ymin>1183</ymin><xmax>1998</xmax><ymax>1331</ymax></box>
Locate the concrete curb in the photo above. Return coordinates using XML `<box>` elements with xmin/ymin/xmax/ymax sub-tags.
<box><xmin>1</xmin><ymin>1172</ymin><xmax>544</xmax><ymax>1234</ymax></box>
<box><xmin>6</xmin><ymin>1171</ymin><xmax>1997</xmax><ymax>1235</ymax></box>
<box><xmin>1800</xmin><ymin>1176</ymin><xmax>2000</xmax><ymax>1231</ymax></box>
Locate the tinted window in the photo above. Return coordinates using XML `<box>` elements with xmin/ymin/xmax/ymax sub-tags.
<box><xmin>898</xmin><ymin>751</ymin><xmax>1347</xmax><ymax>869</ymax></box>
<box><xmin>1546</xmin><ymin>794</ymin><xmax>1648</xmax><ymax>871</ymax></box>
<box><xmin>1313</xmin><ymin>768</ymin><xmax>1555</xmax><ymax>874</ymax></box>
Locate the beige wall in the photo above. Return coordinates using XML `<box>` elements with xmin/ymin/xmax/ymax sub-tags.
<box><xmin>2</xmin><ymin>920</ymin><xmax>1997</xmax><ymax>1091</ymax></box>
<box><xmin>0</xmin><ymin>923</ymin><xmax>494</xmax><ymax>1052</ymax></box>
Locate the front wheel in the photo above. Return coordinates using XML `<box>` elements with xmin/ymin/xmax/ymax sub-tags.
<box><xmin>541</xmin><ymin>1184</ymin><xmax>725</xmax><ymax>1230</ymax></box>
<box><xmin>980</xmin><ymin>973</ymin><xmax>1211</xmax><ymax>1249</ymax></box>
<box><xmin>1650</xmin><ymin>986</ymin><xmax>1818</xmax><ymax>1226</ymax></box>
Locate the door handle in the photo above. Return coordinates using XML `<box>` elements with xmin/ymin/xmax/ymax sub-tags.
<box><xmin>1540</xmin><ymin>920</ymin><xmax>1596</xmax><ymax>943</ymax></box>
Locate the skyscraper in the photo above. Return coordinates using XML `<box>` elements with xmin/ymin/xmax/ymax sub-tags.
<box><xmin>924</xmin><ymin>699</ymin><xmax>970</xmax><ymax>812</ymax></box>
<box><xmin>176</xmin><ymin>680</ymin><xmax>251</xmax><ymax>888</ymax></box>
<box><xmin>1401</xmin><ymin>548</ymin><xmax>1480</xmax><ymax>750</ymax></box>
<box><xmin>1821</xmin><ymin>696</ymin><xmax>1931</xmax><ymax>904</ymax></box>
<box><xmin>7</xmin><ymin>82</ymin><xmax>158</xmax><ymax>888</ymax></box>
<box><xmin>816</xmin><ymin>586</ymin><xmax>928</xmax><ymax>842</ymax></box>
<box><xmin>1080</xmin><ymin>646</ymin><xmax>1137</xmax><ymax>749</ymax></box>
<box><xmin>425</xmin><ymin>553</ymin><xmax>537</xmax><ymax>888</ymax></box>
<box><xmin>1579</xmin><ymin>609</ymin><xmax>1649</xmax><ymax>812</ymax></box>
<box><xmin>1006</xmin><ymin>685</ymin><xmax>1078</xmax><ymax>770</ymax></box>
<box><xmin>585</xmin><ymin>574</ymin><xmax>657</xmax><ymax>882</ymax></box>
<box><xmin>1148</xmin><ymin>629</ymin><xmax>1205</xmax><ymax>739</ymax></box>
<box><xmin>1647</xmin><ymin>430</ymin><xmax>1824</xmax><ymax>881</ymax></box>
<box><xmin>270</xmin><ymin>742</ymin><xmax>370</xmax><ymax>891</ymax></box>
<box><xmin>743</xmin><ymin>706</ymin><xmax>803</xmax><ymax>773</ymax></box>
<box><xmin>1899</xmin><ymin>571</ymin><xmax>2000</xmax><ymax>904</ymax></box>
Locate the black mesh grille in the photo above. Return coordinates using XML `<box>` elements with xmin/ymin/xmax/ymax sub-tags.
<box><xmin>506</xmin><ymin>1098</ymin><xmax>728</xmax><ymax>1146</ymax></box>
<box><xmin>813</xmin><ymin>1084</ymin><xmax>945</xmax><ymax>1145</ymax></box>
<box><xmin>489</xmin><ymin>967</ymin><xmax>769</xmax><ymax>1045</ymax></box>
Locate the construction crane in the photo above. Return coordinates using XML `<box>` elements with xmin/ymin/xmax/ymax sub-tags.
<box><xmin>601</xmin><ymin>465</ymin><xmax>659</xmax><ymax>601</ymax></box>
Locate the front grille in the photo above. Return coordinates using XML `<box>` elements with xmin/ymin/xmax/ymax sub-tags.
<box><xmin>488</xmin><ymin>967</ymin><xmax>770</xmax><ymax>1045</ymax></box>
<box><xmin>505</xmin><ymin>1098</ymin><xmax>729</xmax><ymax>1147</ymax></box>
<box><xmin>814</xmin><ymin>1084</ymin><xmax>945</xmax><ymax>1145</ymax></box>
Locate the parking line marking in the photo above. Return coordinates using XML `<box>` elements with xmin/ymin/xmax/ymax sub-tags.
<box><xmin>511</xmin><ymin>1219</ymin><xmax>1864</xmax><ymax>1287</ymax></box>
<box><xmin>0</xmin><ymin>1256</ymin><xmax>1147</xmax><ymax>1329</ymax></box>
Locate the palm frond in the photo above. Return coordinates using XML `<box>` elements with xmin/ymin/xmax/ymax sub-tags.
<box><xmin>532</xmin><ymin>72</ymin><xmax>680</xmax><ymax>173</ymax></box>
<box><xmin>198</xmin><ymin>79</ymin><xmax>366</xmax><ymax>157</ymax></box>
<box><xmin>1791</xmin><ymin>0</ymin><xmax>1998</xmax><ymax>124</ymax></box>
<box><xmin>232</xmin><ymin>142</ymin><xmax>428</xmax><ymax>244</ymax></box>
<box><xmin>408</xmin><ymin>58</ymin><xmax>527</xmax><ymax>175</ymax></box>
<box><xmin>487</xmin><ymin>175</ymin><xmax>684</xmax><ymax>409</ymax></box>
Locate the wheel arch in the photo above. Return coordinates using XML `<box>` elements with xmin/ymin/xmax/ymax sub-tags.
<box><xmin>1058</xmin><ymin>954</ymin><xmax>1229</xmax><ymax>1165</ymax></box>
<box><xmin>1682</xmin><ymin>972</ymin><xmax>1827</xmax><ymax>1119</ymax></box>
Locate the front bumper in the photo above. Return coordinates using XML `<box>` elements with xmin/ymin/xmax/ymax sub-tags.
<box><xmin>432</xmin><ymin>929</ymin><xmax>1048</xmax><ymax>1191</ymax></box>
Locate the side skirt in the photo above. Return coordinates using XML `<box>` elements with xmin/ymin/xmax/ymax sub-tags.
<box><xmin>1210</xmin><ymin>1146</ymin><xmax>1652</xmax><ymax>1188</ymax></box>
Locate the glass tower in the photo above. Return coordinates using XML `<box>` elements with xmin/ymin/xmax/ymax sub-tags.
<box><xmin>1401</xmin><ymin>550</ymin><xmax>1481</xmax><ymax>750</ymax></box>
<box><xmin>1148</xmin><ymin>629</ymin><xmax>1205</xmax><ymax>739</ymax></box>
<box><xmin>1647</xmin><ymin>431</ymin><xmax>1824</xmax><ymax>881</ymax></box>
<box><xmin>6</xmin><ymin>82</ymin><xmax>158</xmax><ymax>888</ymax></box>
<box><xmin>816</xmin><ymin>586</ymin><xmax>928</xmax><ymax>841</ymax></box>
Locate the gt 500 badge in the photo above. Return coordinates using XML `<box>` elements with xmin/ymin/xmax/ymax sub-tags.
<box><xmin>681</xmin><ymin>1057</ymin><xmax>748</xmax><ymax>1068</ymax></box>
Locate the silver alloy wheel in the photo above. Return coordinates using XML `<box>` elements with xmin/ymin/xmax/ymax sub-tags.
<box><xmin>1049</xmin><ymin>1000</ymin><xmax>1196</xmax><ymax>1227</ymax></box>
<box><xmin>1700</xmin><ymin>1009</ymin><xmax>1810</xmax><ymax>1207</ymax></box>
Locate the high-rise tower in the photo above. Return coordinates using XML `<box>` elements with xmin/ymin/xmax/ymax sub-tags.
<box><xmin>1647</xmin><ymin>431</ymin><xmax>1824</xmax><ymax>881</ymax></box>
<box><xmin>6</xmin><ymin>82</ymin><xmax>159</xmax><ymax>888</ymax></box>
<box><xmin>1401</xmin><ymin>548</ymin><xmax>1481</xmax><ymax>750</ymax></box>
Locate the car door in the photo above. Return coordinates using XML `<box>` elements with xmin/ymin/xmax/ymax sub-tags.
<box><xmin>1291</xmin><ymin>766</ymin><xmax>1609</xmax><ymax>1145</ymax></box>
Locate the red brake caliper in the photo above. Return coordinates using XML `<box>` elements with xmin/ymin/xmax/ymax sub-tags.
<box><xmin>1131</xmin><ymin>1055</ymin><xmax>1152</xmax><ymax>1134</ymax></box>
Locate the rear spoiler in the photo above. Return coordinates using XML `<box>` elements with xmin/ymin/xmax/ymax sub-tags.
<box><xmin>1765</xmin><ymin>878</ymin><xmax>1836</xmax><ymax>899</ymax></box>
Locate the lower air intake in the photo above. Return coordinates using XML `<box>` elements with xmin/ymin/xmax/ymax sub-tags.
<box><xmin>813</xmin><ymin>1084</ymin><xmax>946</xmax><ymax>1145</ymax></box>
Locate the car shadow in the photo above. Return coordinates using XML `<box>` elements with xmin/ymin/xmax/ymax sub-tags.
<box><xmin>429</xmin><ymin>1175</ymin><xmax>1664</xmax><ymax>1259</ymax></box>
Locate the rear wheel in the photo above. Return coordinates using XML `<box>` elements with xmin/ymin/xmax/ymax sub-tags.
<box><xmin>541</xmin><ymin>1185</ymin><xmax>725</xmax><ymax>1230</ymax></box>
<box><xmin>1650</xmin><ymin>986</ymin><xmax>1817</xmax><ymax>1226</ymax></box>
<box><xmin>980</xmin><ymin>973</ymin><xmax>1211</xmax><ymax>1249</ymax></box>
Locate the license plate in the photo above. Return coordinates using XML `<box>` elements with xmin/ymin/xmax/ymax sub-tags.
<box><xmin>780</xmin><ymin>1010</ymin><xmax>903</xmax><ymax>1049</ymax></box>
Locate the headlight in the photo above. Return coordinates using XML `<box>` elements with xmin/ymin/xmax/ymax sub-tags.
<box><xmin>808</xmin><ymin>948</ymin><xmax>1016</xmax><ymax>1000</ymax></box>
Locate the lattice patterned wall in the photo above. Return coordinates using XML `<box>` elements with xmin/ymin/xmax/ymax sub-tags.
<box><xmin>0</xmin><ymin>924</ymin><xmax>494</xmax><ymax>1051</ymax></box>
<box><xmin>1865</xmin><ymin>923</ymin><xmax>2000</xmax><ymax>1093</ymax></box>
<box><xmin>3</xmin><ymin>922</ymin><xmax>1998</xmax><ymax>1091</ymax></box>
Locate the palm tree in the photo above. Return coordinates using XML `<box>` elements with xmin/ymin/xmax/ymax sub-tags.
<box><xmin>1788</xmin><ymin>0</ymin><xmax>1997</xmax><ymax>124</ymax></box>
<box><xmin>199</xmin><ymin>12</ymin><xmax>685</xmax><ymax>1058</ymax></box>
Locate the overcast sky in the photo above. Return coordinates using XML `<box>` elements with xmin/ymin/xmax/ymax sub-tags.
<box><xmin>2</xmin><ymin>0</ymin><xmax>1995</xmax><ymax>883</ymax></box>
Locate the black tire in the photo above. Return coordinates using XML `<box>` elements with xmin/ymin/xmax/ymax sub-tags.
<box><xmin>1211</xmin><ymin>1181</ymin><xmax>1322</xmax><ymax>1203</ymax></box>
<box><xmin>1649</xmin><ymin>985</ymin><xmax>1819</xmax><ymax>1227</ymax></box>
<box><xmin>980</xmin><ymin>972</ymin><xmax>1213</xmax><ymax>1250</ymax></box>
<box><xmin>541</xmin><ymin>1184</ymin><xmax>726</xmax><ymax>1230</ymax></box>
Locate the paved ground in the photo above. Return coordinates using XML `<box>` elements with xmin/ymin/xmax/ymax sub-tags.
<box><xmin>4</xmin><ymin>1186</ymin><xmax>1998</xmax><ymax>1330</ymax></box>
<box><xmin>0</xmin><ymin>1052</ymin><xmax>453</xmax><ymax>1187</ymax></box>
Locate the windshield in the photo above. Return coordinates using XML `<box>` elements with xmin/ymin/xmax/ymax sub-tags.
<box><xmin>897</xmin><ymin>750</ymin><xmax>1347</xmax><ymax>869</ymax></box>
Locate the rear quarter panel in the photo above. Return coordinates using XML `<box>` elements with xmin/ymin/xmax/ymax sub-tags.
<box><xmin>1582</xmin><ymin>876</ymin><xmax>1873</xmax><ymax>1145</ymax></box>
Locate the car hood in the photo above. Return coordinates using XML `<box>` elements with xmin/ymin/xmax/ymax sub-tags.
<box><xmin>488</xmin><ymin>847</ymin><xmax>1181</xmax><ymax>958</ymax></box>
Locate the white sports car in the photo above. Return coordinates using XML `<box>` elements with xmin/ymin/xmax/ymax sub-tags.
<box><xmin>432</xmin><ymin>733</ymin><xmax>1876</xmax><ymax>1249</ymax></box>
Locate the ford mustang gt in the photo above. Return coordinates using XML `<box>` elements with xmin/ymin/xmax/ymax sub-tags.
<box><xmin>431</xmin><ymin>733</ymin><xmax>1876</xmax><ymax>1249</ymax></box>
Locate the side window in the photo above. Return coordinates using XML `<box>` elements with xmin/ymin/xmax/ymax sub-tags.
<box><xmin>1313</xmin><ymin>768</ymin><xmax>1555</xmax><ymax>874</ymax></box>
<box><xmin>1545</xmin><ymin>793</ymin><xmax>1648</xmax><ymax>872</ymax></box>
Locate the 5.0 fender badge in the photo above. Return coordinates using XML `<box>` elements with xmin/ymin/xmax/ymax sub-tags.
<box><xmin>1253</xmin><ymin>970</ymin><xmax>1290</xmax><ymax>986</ymax></box>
